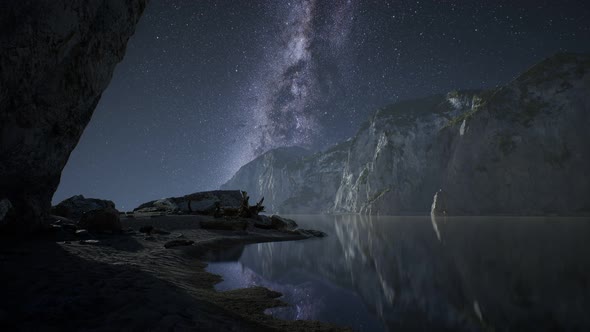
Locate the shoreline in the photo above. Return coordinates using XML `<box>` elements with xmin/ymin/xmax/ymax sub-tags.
<box><xmin>0</xmin><ymin>215</ymin><xmax>349</xmax><ymax>331</ymax></box>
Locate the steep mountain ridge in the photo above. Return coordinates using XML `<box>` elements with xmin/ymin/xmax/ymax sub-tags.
<box><xmin>222</xmin><ymin>53</ymin><xmax>590</xmax><ymax>215</ymax></box>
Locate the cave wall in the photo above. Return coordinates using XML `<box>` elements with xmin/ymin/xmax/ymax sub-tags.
<box><xmin>0</xmin><ymin>0</ymin><xmax>148</xmax><ymax>231</ymax></box>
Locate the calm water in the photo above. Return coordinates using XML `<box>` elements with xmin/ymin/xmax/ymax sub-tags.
<box><xmin>205</xmin><ymin>215</ymin><xmax>590</xmax><ymax>331</ymax></box>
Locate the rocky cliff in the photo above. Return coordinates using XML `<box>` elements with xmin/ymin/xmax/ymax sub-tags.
<box><xmin>0</xmin><ymin>0</ymin><xmax>148</xmax><ymax>230</ymax></box>
<box><xmin>222</xmin><ymin>144</ymin><xmax>350</xmax><ymax>213</ymax></box>
<box><xmin>223</xmin><ymin>53</ymin><xmax>590</xmax><ymax>215</ymax></box>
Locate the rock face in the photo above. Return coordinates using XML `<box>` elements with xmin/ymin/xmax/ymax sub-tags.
<box><xmin>52</xmin><ymin>195</ymin><xmax>116</xmax><ymax>221</ymax></box>
<box><xmin>437</xmin><ymin>54</ymin><xmax>590</xmax><ymax>215</ymax></box>
<box><xmin>224</xmin><ymin>53</ymin><xmax>590</xmax><ymax>215</ymax></box>
<box><xmin>0</xmin><ymin>0</ymin><xmax>148</xmax><ymax>231</ymax></box>
<box><xmin>134</xmin><ymin>190</ymin><xmax>243</xmax><ymax>214</ymax></box>
<box><xmin>222</xmin><ymin>144</ymin><xmax>350</xmax><ymax>213</ymax></box>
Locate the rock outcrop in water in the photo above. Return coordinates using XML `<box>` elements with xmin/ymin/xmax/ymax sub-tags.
<box><xmin>0</xmin><ymin>0</ymin><xmax>148</xmax><ymax>231</ymax></box>
<box><xmin>223</xmin><ymin>53</ymin><xmax>590</xmax><ymax>215</ymax></box>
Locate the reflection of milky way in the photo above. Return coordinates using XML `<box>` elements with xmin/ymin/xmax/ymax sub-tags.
<box><xmin>240</xmin><ymin>0</ymin><xmax>356</xmax><ymax>163</ymax></box>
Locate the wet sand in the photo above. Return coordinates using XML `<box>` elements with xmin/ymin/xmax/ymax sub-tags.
<box><xmin>0</xmin><ymin>215</ymin><xmax>349</xmax><ymax>331</ymax></box>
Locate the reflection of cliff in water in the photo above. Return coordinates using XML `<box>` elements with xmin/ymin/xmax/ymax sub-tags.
<box><xmin>236</xmin><ymin>215</ymin><xmax>590</xmax><ymax>331</ymax></box>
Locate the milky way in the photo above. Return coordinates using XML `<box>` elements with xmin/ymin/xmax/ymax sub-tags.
<box><xmin>53</xmin><ymin>0</ymin><xmax>590</xmax><ymax>210</ymax></box>
<box><xmin>236</xmin><ymin>0</ymin><xmax>357</xmax><ymax>166</ymax></box>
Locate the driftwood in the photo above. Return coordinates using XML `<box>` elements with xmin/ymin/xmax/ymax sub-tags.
<box><xmin>183</xmin><ymin>191</ymin><xmax>264</xmax><ymax>218</ymax></box>
<box><xmin>237</xmin><ymin>191</ymin><xmax>264</xmax><ymax>218</ymax></box>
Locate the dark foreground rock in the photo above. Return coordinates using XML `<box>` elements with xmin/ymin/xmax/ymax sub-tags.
<box><xmin>0</xmin><ymin>0</ymin><xmax>148</xmax><ymax>231</ymax></box>
<box><xmin>52</xmin><ymin>195</ymin><xmax>116</xmax><ymax>221</ymax></box>
<box><xmin>0</xmin><ymin>199</ymin><xmax>12</xmax><ymax>227</ymax></box>
<box><xmin>0</xmin><ymin>215</ymin><xmax>344</xmax><ymax>331</ymax></box>
<box><xmin>78</xmin><ymin>208</ymin><xmax>121</xmax><ymax>232</ymax></box>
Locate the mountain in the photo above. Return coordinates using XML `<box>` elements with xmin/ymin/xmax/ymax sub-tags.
<box><xmin>222</xmin><ymin>53</ymin><xmax>590</xmax><ymax>215</ymax></box>
<box><xmin>222</xmin><ymin>145</ymin><xmax>348</xmax><ymax>213</ymax></box>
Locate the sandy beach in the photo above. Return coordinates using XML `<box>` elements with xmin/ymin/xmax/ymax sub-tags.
<box><xmin>0</xmin><ymin>215</ymin><xmax>348</xmax><ymax>331</ymax></box>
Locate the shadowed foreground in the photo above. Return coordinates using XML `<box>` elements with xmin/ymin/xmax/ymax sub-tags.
<box><xmin>0</xmin><ymin>215</ymin><xmax>346</xmax><ymax>331</ymax></box>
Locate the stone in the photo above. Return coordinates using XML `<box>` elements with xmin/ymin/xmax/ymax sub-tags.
<box><xmin>47</xmin><ymin>216</ymin><xmax>78</xmax><ymax>232</ymax></box>
<box><xmin>0</xmin><ymin>199</ymin><xmax>13</xmax><ymax>227</ymax></box>
<box><xmin>0</xmin><ymin>1</ymin><xmax>148</xmax><ymax>231</ymax></box>
<box><xmin>134</xmin><ymin>190</ymin><xmax>243</xmax><ymax>215</ymax></box>
<box><xmin>144</xmin><ymin>236</ymin><xmax>156</xmax><ymax>241</ymax></box>
<box><xmin>78</xmin><ymin>208</ymin><xmax>121</xmax><ymax>232</ymax></box>
<box><xmin>51</xmin><ymin>195</ymin><xmax>115</xmax><ymax>221</ymax></box>
<box><xmin>164</xmin><ymin>240</ymin><xmax>194</xmax><ymax>249</ymax></box>
<box><xmin>79</xmin><ymin>239</ymin><xmax>100</xmax><ymax>245</ymax></box>
<box><xmin>270</xmin><ymin>215</ymin><xmax>298</xmax><ymax>230</ymax></box>
<box><xmin>253</xmin><ymin>215</ymin><xmax>298</xmax><ymax>230</ymax></box>
<box><xmin>153</xmin><ymin>199</ymin><xmax>178</xmax><ymax>213</ymax></box>
<box><xmin>75</xmin><ymin>229</ymin><xmax>89</xmax><ymax>236</ymax></box>
<box><xmin>253</xmin><ymin>215</ymin><xmax>273</xmax><ymax>229</ymax></box>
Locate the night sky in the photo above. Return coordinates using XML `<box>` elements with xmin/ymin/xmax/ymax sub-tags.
<box><xmin>53</xmin><ymin>0</ymin><xmax>590</xmax><ymax>211</ymax></box>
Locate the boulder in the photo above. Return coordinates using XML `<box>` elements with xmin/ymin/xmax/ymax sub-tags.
<box><xmin>75</xmin><ymin>229</ymin><xmax>89</xmax><ymax>236</ymax></box>
<box><xmin>270</xmin><ymin>215</ymin><xmax>298</xmax><ymax>230</ymax></box>
<box><xmin>253</xmin><ymin>215</ymin><xmax>298</xmax><ymax>231</ymax></box>
<box><xmin>46</xmin><ymin>215</ymin><xmax>78</xmax><ymax>231</ymax></box>
<box><xmin>0</xmin><ymin>1</ymin><xmax>148</xmax><ymax>231</ymax></box>
<box><xmin>134</xmin><ymin>191</ymin><xmax>243</xmax><ymax>215</ymax></box>
<box><xmin>79</xmin><ymin>239</ymin><xmax>100</xmax><ymax>245</ymax></box>
<box><xmin>0</xmin><ymin>199</ymin><xmax>13</xmax><ymax>227</ymax></box>
<box><xmin>134</xmin><ymin>198</ymin><xmax>177</xmax><ymax>214</ymax></box>
<box><xmin>253</xmin><ymin>215</ymin><xmax>273</xmax><ymax>229</ymax></box>
<box><xmin>78</xmin><ymin>207</ymin><xmax>121</xmax><ymax>232</ymax></box>
<box><xmin>52</xmin><ymin>195</ymin><xmax>115</xmax><ymax>221</ymax></box>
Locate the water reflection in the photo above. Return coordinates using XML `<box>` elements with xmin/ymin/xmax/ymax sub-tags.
<box><xmin>206</xmin><ymin>215</ymin><xmax>590</xmax><ymax>331</ymax></box>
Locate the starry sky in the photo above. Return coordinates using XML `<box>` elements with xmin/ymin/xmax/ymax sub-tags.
<box><xmin>53</xmin><ymin>0</ymin><xmax>590</xmax><ymax>211</ymax></box>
